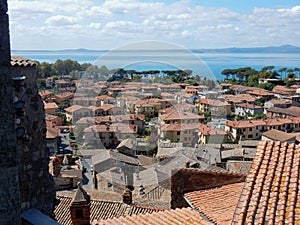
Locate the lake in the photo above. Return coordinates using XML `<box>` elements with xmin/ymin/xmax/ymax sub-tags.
<box><xmin>11</xmin><ymin>50</ymin><xmax>300</xmax><ymax>80</ymax></box>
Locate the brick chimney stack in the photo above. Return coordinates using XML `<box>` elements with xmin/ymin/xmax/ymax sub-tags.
<box><xmin>70</xmin><ymin>183</ymin><xmax>91</xmax><ymax>225</ymax></box>
<box><xmin>122</xmin><ymin>186</ymin><xmax>133</xmax><ymax>205</ymax></box>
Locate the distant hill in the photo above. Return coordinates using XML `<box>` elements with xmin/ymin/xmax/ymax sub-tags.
<box><xmin>198</xmin><ymin>45</ymin><xmax>300</xmax><ymax>53</ymax></box>
<box><xmin>12</xmin><ymin>45</ymin><xmax>300</xmax><ymax>54</ymax></box>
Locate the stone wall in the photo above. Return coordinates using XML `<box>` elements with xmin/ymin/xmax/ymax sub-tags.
<box><xmin>0</xmin><ymin>0</ymin><xmax>21</xmax><ymax>224</ymax></box>
<box><xmin>12</xmin><ymin>62</ymin><xmax>55</xmax><ymax>215</ymax></box>
<box><xmin>171</xmin><ymin>168</ymin><xmax>246</xmax><ymax>209</ymax></box>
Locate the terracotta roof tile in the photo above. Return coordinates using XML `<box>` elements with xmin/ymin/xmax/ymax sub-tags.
<box><xmin>235</xmin><ymin>103</ymin><xmax>262</xmax><ymax>109</ymax></box>
<box><xmin>226</xmin><ymin>116</ymin><xmax>300</xmax><ymax>129</ymax></box>
<box><xmin>199</xmin><ymin>124</ymin><xmax>227</xmax><ymax>136</ymax></box>
<box><xmin>93</xmin><ymin>207</ymin><xmax>211</xmax><ymax>225</ymax></box>
<box><xmin>160</xmin><ymin>123</ymin><xmax>201</xmax><ymax>131</ymax></box>
<box><xmin>222</xmin><ymin>94</ymin><xmax>256</xmax><ymax>104</ymax></box>
<box><xmin>196</xmin><ymin>98</ymin><xmax>231</xmax><ymax>107</ymax></box>
<box><xmin>232</xmin><ymin>141</ymin><xmax>300</xmax><ymax>224</ymax></box>
<box><xmin>97</xmin><ymin>95</ymin><xmax>115</xmax><ymax>101</ymax></box>
<box><xmin>55</xmin><ymin>196</ymin><xmax>162</xmax><ymax>225</ymax></box>
<box><xmin>46</xmin><ymin>127</ymin><xmax>59</xmax><ymax>139</ymax></box>
<box><xmin>262</xmin><ymin>129</ymin><xmax>296</xmax><ymax>142</ymax></box>
<box><xmin>11</xmin><ymin>56</ymin><xmax>36</xmax><ymax>67</ymax></box>
<box><xmin>84</xmin><ymin>123</ymin><xmax>138</xmax><ymax>134</ymax></box>
<box><xmin>160</xmin><ymin>110</ymin><xmax>204</xmax><ymax>121</ymax></box>
<box><xmin>44</xmin><ymin>102</ymin><xmax>58</xmax><ymax>109</ymax></box>
<box><xmin>185</xmin><ymin>182</ymin><xmax>244</xmax><ymax>225</ymax></box>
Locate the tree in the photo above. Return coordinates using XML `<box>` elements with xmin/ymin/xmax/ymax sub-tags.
<box><xmin>53</xmin><ymin>59</ymin><xmax>66</xmax><ymax>75</ymax></box>
<box><xmin>287</xmin><ymin>73</ymin><xmax>296</xmax><ymax>79</ymax></box>
<box><xmin>39</xmin><ymin>62</ymin><xmax>55</xmax><ymax>78</ymax></box>
<box><xmin>278</xmin><ymin>67</ymin><xmax>287</xmax><ymax>79</ymax></box>
<box><xmin>294</xmin><ymin>67</ymin><xmax>300</xmax><ymax>77</ymax></box>
<box><xmin>99</xmin><ymin>65</ymin><xmax>110</xmax><ymax>76</ymax></box>
<box><xmin>221</xmin><ymin>69</ymin><xmax>232</xmax><ymax>80</ymax></box>
<box><xmin>284</xmin><ymin>78</ymin><xmax>296</xmax><ymax>87</ymax></box>
<box><xmin>261</xmin><ymin>66</ymin><xmax>275</xmax><ymax>72</ymax></box>
<box><xmin>257</xmin><ymin>83</ymin><xmax>275</xmax><ymax>91</ymax></box>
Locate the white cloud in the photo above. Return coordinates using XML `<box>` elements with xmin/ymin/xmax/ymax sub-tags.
<box><xmin>46</xmin><ymin>15</ymin><xmax>77</xmax><ymax>26</ymax></box>
<box><xmin>88</xmin><ymin>22</ymin><xmax>101</xmax><ymax>29</ymax></box>
<box><xmin>7</xmin><ymin>0</ymin><xmax>300</xmax><ymax>49</ymax></box>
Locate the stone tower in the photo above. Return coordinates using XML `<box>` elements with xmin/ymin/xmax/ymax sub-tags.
<box><xmin>11</xmin><ymin>56</ymin><xmax>55</xmax><ymax>214</ymax></box>
<box><xmin>0</xmin><ymin>0</ymin><xmax>54</xmax><ymax>223</ymax></box>
<box><xmin>0</xmin><ymin>0</ymin><xmax>21</xmax><ymax>224</ymax></box>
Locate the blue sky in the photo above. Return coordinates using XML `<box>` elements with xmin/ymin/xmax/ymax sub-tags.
<box><xmin>7</xmin><ymin>0</ymin><xmax>300</xmax><ymax>50</ymax></box>
<box><xmin>187</xmin><ymin>0</ymin><xmax>300</xmax><ymax>12</ymax></box>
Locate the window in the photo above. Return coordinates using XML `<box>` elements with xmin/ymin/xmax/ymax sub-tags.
<box><xmin>177</xmin><ymin>131</ymin><xmax>180</xmax><ymax>135</ymax></box>
<box><xmin>75</xmin><ymin>209</ymin><xmax>84</xmax><ymax>218</ymax></box>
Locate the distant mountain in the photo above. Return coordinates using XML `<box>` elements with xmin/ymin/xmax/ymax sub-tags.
<box><xmin>12</xmin><ymin>45</ymin><xmax>300</xmax><ymax>54</ymax></box>
<box><xmin>198</xmin><ymin>45</ymin><xmax>300</xmax><ymax>53</ymax></box>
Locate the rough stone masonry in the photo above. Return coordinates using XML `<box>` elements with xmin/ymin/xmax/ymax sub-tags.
<box><xmin>0</xmin><ymin>0</ymin><xmax>21</xmax><ymax>224</ymax></box>
<box><xmin>0</xmin><ymin>0</ymin><xmax>55</xmax><ymax>224</ymax></box>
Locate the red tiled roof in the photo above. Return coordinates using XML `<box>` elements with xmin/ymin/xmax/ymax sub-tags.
<box><xmin>272</xmin><ymin>85</ymin><xmax>296</xmax><ymax>95</ymax></box>
<box><xmin>44</xmin><ymin>102</ymin><xmax>58</xmax><ymax>109</ymax></box>
<box><xmin>268</xmin><ymin>99</ymin><xmax>291</xmax><ymax>105</ymax></box>
<box><xmin>55</xmin><ymin>196</ymin><xmax>162</xmax><ymax>225</ymax></box>
<box><xmin>247</xmin><ymin>89</ymin><xmax>274</xmax><ymax>97</ymax></box>
<box><xmin>262</xmin><ymin>129</ymin><xmax>296</xmax><ymax>142</ymax></box>
<box><xmin>196</xmin><ymin>99</ymin><xmax>231</xmax><ymax>107</ymax></box>
<box><xmin>199</xmin><ymin>124</ymin><xmax>227</xmax><ymax>136</ymax></box>
<box><xmin>222</xmin><ymin>94</ymin><xmax>256</xmax><ymax>104</ymax></box>
<box><xmin>97</xmin><ymin>95</ymin><xmax>115</xmax><ymax>101</ymax></box>
<box><xmin>93</xmin><ymin>207</ymin><xmax>210</xmax><ymax>225</ymax></box>
<box><xmin>160</xmin><ymin>123</ymin><xmax>201</xmax><ymax>131</ymax></box>
<box><xmin>46</xmin><ymin>127</ymin><xmax>59</xmax><ymax>139</ymax></box>
<box><xmin>232</xmin><ymin>141</ymin><xmax>300</xmax><ymax>224</ymax></box>
<box><xmin>54</xmin><ymin>92</ymin><xmax>74</xmax><ymax>99</ymax></box>
<box><xmin>84</xmin><ymin>123</ymin><xmax>138</xmax><ymax>134</ymax></box>
<box><xmin>64</xmin><ymin>105</ymin><xmax>85</xmax><ymax>113</ymax></box>
<box><xmin>226</xmin><ymin>116</ymin><xmax>300</xmax><ymax>128</ymax></box>
<box><xmin>95</xmin><ymin>114</ymin><xmax>145</xmax><ymax>124</ymax></box>
<box><xmin>235</xmin><ymin>103</ymin><xmax>262</xmax><ymax>109</ymax></box>
<box><xmin>226</xmin><ymin>119</ymin><xmax>266</xmax><ymax>128</ymax></box>
<box><xmin>11</xmin><ymin>56</ymin><xmax>36</xmax><ymax>67</ymax></box>
<box><xmin>160</xmin><ymin>110</ymin><xmax>204</xmax><ymax>121</ymax></box>
<box><xmin>39</xmin><ymin>90</ymin><xmax>53</xmax><ymax>97</ymax></box>
<box><xmin>100</xmin><ymin>104</ymin><xmax>115</xmax><ymax>111</ymax></box>
<box><xmin>185</xmin><ymin>182</ymin><xmax>244</xmax><ymax>225</ymax></box>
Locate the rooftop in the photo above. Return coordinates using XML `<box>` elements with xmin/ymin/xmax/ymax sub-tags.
<box><xmin>93</xmin><ymin>207</ymin><xmax>211</xmax><ymax>225</ymax></box>
<box><xmin>11</xmin><ymin>55</ymin><xmax>36</xmax><ymax>67</ymax></box>
<box><xmin>185</xmin><ymin>182</ymin><xmax>244</xmax><ymax>225</ymax></box>
<box><xmin>262</xmin><ymin>129</ymin><xmax>296</xmax><ymax>142</ymax></box>
<box><xmin>55</xmin><ymin>195</ymin><xmax>162</xmax><ymax>225</ymax></box>
<box><xmin>232</xmin><ymin>141</ymin><xmax>300</xmax><ymax>224</ymax></box>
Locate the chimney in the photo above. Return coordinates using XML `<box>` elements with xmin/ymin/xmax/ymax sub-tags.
<box><xmin>122</xmin><ymin>186</ymin><xmax>133</xmax><ymax>205</ymax></box>
<box><xmin>70</xmin><ymin>183</ymin><xmax>90</xmax><ymax>225</ymax></box>
<box><xmin>139</xmin><ymin>185</ymin><xmax>145</xmax><ymax>196</ymax></box>
<box><xmin>51</xmin><ymin>157</ymin><xmax>61</xmax><ymax>177</ymax></box>
<box><xmin>186</xmin><ymin>161</ymin><xmax>190</xmax><ymax>168</ymax></box>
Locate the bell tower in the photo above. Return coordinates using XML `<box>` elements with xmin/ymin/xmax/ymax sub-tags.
<box><xmin>0</xmin><ymin>0</ymin><xmax>21</xmax><ymax>224</ymax></box>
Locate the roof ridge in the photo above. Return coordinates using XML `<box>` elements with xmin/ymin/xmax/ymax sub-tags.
<box><xmin>178</xmin><ymin>167</ymin><xmax>246</xmax><ymax>177</ymax></box>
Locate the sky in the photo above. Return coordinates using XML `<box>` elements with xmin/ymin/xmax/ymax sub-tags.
<box><xmin>7</xmin><ymin>0</ymin><xmax>300</xmax><ymax>50</ymax></box>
